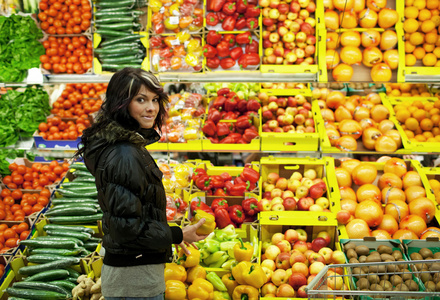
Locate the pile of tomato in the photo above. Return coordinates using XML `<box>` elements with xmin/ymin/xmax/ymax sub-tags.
<box><xmin>0</xmin><ymin>221</ymin><xmax>31</xmax><ymax>254</ymax></box>
<box><xmin>2</xmin><ymin>161</ymin><xmax>68</xmax><ymax>190</ymax></box>
<box><xmin>0</xmin><ymin>188</ymin><xmax>50</xmax><ymax>221</ymax></box>
<box><xmin>40</xmin><ymin>36</ymin><xmax>93</xmax><ymax>74</ymax></box>
<box><xmin>38</xmin><ymin>116</ymin><xmax>91</xmax><ymax>141</ymax></box>
<box><xmin>50</xmin><ymin>83</ymin><xmax>105</xmax><ymax>118</ymax></box>
<box><xmin>38</xmin><ymin>0</ymin><xmax>92</xmax><ymax>35</ymax></box>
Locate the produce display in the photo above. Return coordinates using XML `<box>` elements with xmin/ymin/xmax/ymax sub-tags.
<box><xmin>408</xmin><ymin>247</ymin><xmax>440</xmax><ymax>292</ymax></box>
<box><xmin>37</xmin><ymin>116</ymin><xmax>92</xmax><ymax>141</ymax></box>
<box><xmin>205</xmin><ymin>0</ymin><xmax>260</xmax><ymax>31</ymax></box>
<box><xmin>385</xmin><ymin>83</ymin><xmax>432</xmax><ymax>97</ymax></box>
<box><xmin>0</xmin><ymin>222</ymin><xmax>30</xmax><ymax>253</ymax></box>
<box><xmin>149</xmin><ymin>0</ymin><xmax>203</xmax><ymax>33</ymax></box>
<box><xmin>0</xmin><ymin>189</ymin><xmax>51</xmax><ymax>221</ymax></box>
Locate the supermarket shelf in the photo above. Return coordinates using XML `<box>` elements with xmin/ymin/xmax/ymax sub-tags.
<box><xmin>3</xmin><ymin>138</ymin><xmax>34</xmax><ymax>151</ymax></box>
<box><xmin>404</xmin><ymin>74</ymin><xmax>440</xmax><ymax>83</ymax></box>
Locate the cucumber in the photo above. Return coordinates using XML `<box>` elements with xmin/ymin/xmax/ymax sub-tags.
<box><xmin>47</xmin><ymin>213</ymin><xmax>103</xmax><ymax>225</ymax></box>
<box><xmin>69</xmin><ymin>163</ymin><xmax>88</xmax><ymax>171</ymax></box>
<box><xmin>97</xmin><ymin>29</ymin><xmax>132</xmax><ymax>37</ymax></box>
<box><xmin>23</xmin><ymin>269</ymin><xmax>70</xmax><ymax>282</ymax></box>
<box><xmin>27</xmin><ymin>254</ymin><xmax>81</xmax><ymax>264</ymax></box>
<box><xmin>43</xmin><ymin>224</ymin><xmax>95</xmax><ymax>235</ymax></box>
<box><xmin>30</xmin><ymin>248</ymin><xmax>83</xmax><ymax>256</ymax></box>
<box><xmin>100</xmin><ymin>34</ymin><xmax>145</xmax><ymax>47</ymax></box>
<box><xmin>87</xmin><ymin>236</ymin><xmax>102</xmax><ymax>243</ymax></box>
<box><xmin>45</xmin><ymin>207</ymin><xmax>99</xmax><ymax>217</ymax></box>
<box><xmin>13</xmin><ymin>281</ymin><xmax>71</xmax><ymax>296</ymax></box>
<box><xmin>94</xmin><ymin>45</ymin><xmax>139</xmax><ymax>54</ymax></box>
<box><xmin>96</xmin><ymin>22</ymin><xmax>140</xmax><ymax>30</ymax></box>
<box><xmin>59</xmin><ymin>185</ymin><xmax>96</xmax><ymax>192</ymax></box>
<box><xmin>102</xmin><ymin>56</ymin><xmax>143</xmax><ymax>64</ymax></box>
<box><xmin>83</xmin><ymin>241</ymin><xmax>100</xmax><ymax>251</ymax></box>
<box><xmin>98</xmin><ymin>49</ymin><xmax>143</xmax><ymax>57</ymax></box>
<box><xmin>35</xmin><ymin>236</ymin><xmax>84</xmax><ymax>246</ymax></box>
<box><xmin>95</xmin><ymin>16</ymin><xmax>136</xmax><ymax>24</ymax></box>
<box><xmin>46</xmin><ymin>229</ymin><xmax>92</xmax><ymax>241</ymax></box>
<box><xmin>69</xmin><ymin>177</ymin><xmax>96</xmax><ymax>183</ymax></box>
<box><xmin>6</xmin><ymin>287</ymin><xmax>67</xmax><ymax>300</ymax></box>
<box><xmin>57</xmin><ymin>189</ymin><xmax>97</xmax><ymax>198</ymax></box>
<box><xmin>19</xmin><ymin>239</ymin><xmax>77</xmax><ymax>249</ymax></box>
<box><xmin>51</xmin><ymin>199</ymin><xmax>98</xmax><ymax>205</ymax></box>
<box><xmin>59</xmin><ymin>181</ymin><xmax>95</xmax><ymax>188</ymax></box>
<box><xmin>18</xmin><ymin>258</ymin><xmax>80</xmax><ymax>275</ymax></box>
<box><xmin>49</xmin><ymin>280</ymin><xmax>77</xmax><ymax>291</ymax></box>
<box><xmin>102</xmin><ymin>63</ymin><xmax>143</xmax><ymax>70</ymax></box>
<box><xmin>51</xmin><ymin>203</ymin><xmax>100</xmax><ymax>210</ymax></box>
<box><xmin>71</xmin><ymin>170</ymin><xmax>93</xmax><ymax>177</ymax></box>
<box><xmin>97</xmin><ymin>0</ymin><xmax>135</xmax><ymax>8</ymax></box>
<box><xmin>8</xmin><ymin>297</ymin><xmax>29</xmax><ymax>300</ymax></box>
<box><xmin>65</xmin><ymin>267</ymin><xmax>81</xmax><ymax>279</ymax></box>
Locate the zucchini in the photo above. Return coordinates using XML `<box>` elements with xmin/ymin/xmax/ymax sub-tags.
<box><xmin>95</xmin><ymin>16</ymin><xmax>136</xmax><ymax>24</ymax></box>
<box><xmin>13</xmin><ymin>281</ymin><xmax>71</xmax><ymax>296</ymax></box>
<box><xmin>49</xmin><ymin>280</ymin><xmax>77</xmax><ymax>291</ymax></box>
<box><xmin>23</xmin><ymin>269</ymin><xmax>70</xmax><ymax>282</ymax></box>
<box><xmin>43</xmin><ymin>224</ymin><xmax>95</xmax><ymax>234</ymax></box>
<box><xmin>96</xmin><ymin>22</ymin><xmax>140</xmax><ymax>30</ymax></box>
<box><xmin>30</xmin><ymin>248</ymin><xmax>83</xmax><ymax>256</ymax></box>
<box><xmin>47</xmin><ymin>213</ymin><xmax>103</xmax><ymax>225</ymax></box>
<box><xmin>102</xmin><ymin>63</ymin><xmax>143</xmax><ymax>70</ymax></box>
<box><xmin>51</xmin><ymin>199</ymin><xmax>98</xmax><ymax>205</ymax></box>
<box><xmin>100</xmin><ymin>34</ymin><xmax>145</xmax><ymax>47</ymax></box>
<box><xmin>97</xmin><ymin>0</ymin><xmax>135</xmax><ymax>8</ymax></box>
<box><xmin>6</xmin><ymin>287</ymin><xmax>67</xmax><ymax>300</ymax></box>
<box><xmin>102</xmin><ymin>56</ymin><xmax>143</xmax><ymax>64</ymax></box>
<box><xmin>18</xmin><ymin>258</ymin><xmax>80</xmax><ymax>275</ymax></box>
<box><xmin>35</xmin><ymin>236</ymin><xmax>84</xmax><ymax>246</ymax></box>
<box><xmin>27</xmin><ymin>254</ymin><xmax>81</xmax><ymax>264</ymax></box>
<box><xmin>45</xmin><ymin>207</ymin><xmax>99</xmax><ymax>216</ymax></box>
<box><xmin>46</xmin><ymin>229</ymin><xmax>92</xmax><ymax>241</ymax></box>
<box><xmin>19</xmin><ymin>239</ymin><xmax>77</xmax><ymax>249</ymax></box>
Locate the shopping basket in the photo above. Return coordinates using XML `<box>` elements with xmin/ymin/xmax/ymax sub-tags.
<box><xmin>306</xmin><ymin>259</ymin><xmax>440</xmax><ymax>299</ymax></box>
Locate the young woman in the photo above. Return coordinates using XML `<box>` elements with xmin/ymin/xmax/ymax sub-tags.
<box><xmin>75</xmin><ymin>68</ymin><xmax>207</xmax><ymax>299</ymax></box>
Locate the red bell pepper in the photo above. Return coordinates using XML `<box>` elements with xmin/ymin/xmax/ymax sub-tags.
<box><xmin>212</xmin><ymin>96</ymin><xmax>226</xmax><ymax>110</ymax></box>
<box><xmin>195</xmin><ymin>174</ymin><xmax>213</xmax><ymax>191</ymax></box>
<box><xmin>202</xmin><ymin>119</ymin><xmax>217</xmax><ymax>136</ymax></box>
<box><xmin>237</xmin><ymin>138</ymin><xmax>248</xmax><ymax>144</ymax></box>
<box><xmin>174</xmin><ymin>197</ymin><xmax>188</xmax><ymax>213</ymax></box>
<box><xmin>220</xmin><ymin>172</ymin><xmax>232</xmax><ymax>181</ymax></box>
<box><xmin>211</xmin><ymin>198</ymin><xmax>229</xmax><ymax>212</ymax></box>
<box><xmin>166</xmin><ymin>207</ymin><xmax>177</xmax><ymax>221</ymax></box>
<box><xmin>220</xmin><ymin>57</ymin><xmax>236</xmax><ymax>69</ymax></box>
<box><xmin>208</xmin><ymin>136</ymin><xmax>219</xmax><ymax>143</ymax></box>
<box><xmin>149</xmin><ymin>36</ymin><xmax>162</xmax><ymax>48</ymax></box>
<box><xmin>206</xmin><ymin>12</ymin><xmax>219</xmax><ymax>26</ymax></box>
<box><xmin>224</xmin><ymin>96</ymin><xmax>238</xmax><ymax>111</ymax></box>
<box><xmin>235</xmin><ymin>17</ymin><xmax>247</xmax><ymax>30</ymax></box>
<box><xmin>243</xmin><ymin>128</ymin><xmax>258</xmax><ymax>143</ymax></box>
<box><xmin>245</xmin><ymin>40</ymin><xmax>259</xmax><ymax>54</ymax></box>
<box><xmin>214</xmin><ymin>188</ymin><xmax>228</xmax><ymax>196</ymax></box>
<box><xmin>236</xmin><ymin>32</ymin><xmax>252</xmax><ymax>45</ymax></box>
<box><xmin>219</xmin><ymin>136</ymin><xmax>236</xmax><ymax>143</ymax></box>
<box><xmin>229</xmin><ymin>182</ymin><xmax>247</xmax><ymax>196</ymax></box>
<box><xmin>190</xmin><ymin>197</ymin><xmax>214</xmax><ymax>215</ymax></box>
<box><xmin>215</xmin><ymin>207</ymin><xmax>234</xmax><ymax>229</ymax></box>
<box><xmin>153</xmin><ymin>22</ymin><xmax>164</xmax><ymax>34</ymax></box>
<box><xmin>230</xmin><ymin>47</ymin><xmax>243</xmax><ymax>60</ymax></box>
<box><xmin>246</xmin><ymin>98</ymin><xmax>260</xmax><ymax>111</ymax></box>
<box><xmin>234</xmin><ymin>175</ymin><xmax>245</xmax><ymax>185</ymax></box>
<box><xmin>224</xmin><ymin>181</ymin><xmax>234</xmax><ymax>194</ymax></box>
<box><xmin>192</xmin><ymin>168</ymin><xmax>207</xmax><ymax>181</ymax></box>
<box><xmin>247</xmin><ymin>181</ymin><xmax>256</xmax><ymax>191</ymax></box>
<box><xmin>236</xmin><ymin>115</ymin><xmax>252</xmax><ymax>129</ymax></box>
<box><xmin>217</xmin><ymin>11</ymin><xmax>227</xmax><ymax>22</ymax></box>
<box><xmin>229</xmin><ymin>133</ymin><xmax>243</xmax><ymax>143</ymax></box>
<box><xmin>222</xmin><ymin>16</ymin><xmax>236</xmax><ymax>31</ymax></box>
<box><xmin>207</xmin><ymin>57</ymin><xmax>220</xmax><ymax>69</ymax></box>
<box><xmin>244</xmin><ymin>5</ymin><xmax>260</xmax><ymax>18</ymax></box>
<box><xmin>217</xmin><ymin>41</ymin><xmax>231</xmax><ymax>57</ymax></box>
<box><xmin>237</xmin><ymin>98</ymin><xmax>248</xmax><ymax>113</ymax></box>
<box><xmin>242</xmin><ymin>198</ymin><xmax>259</xmax><ymax>216</ymax></box>
<box><xmin>211</xmin><ymin>0</ymin><xmax>226</xmax><ymax>11</ymax></box>
<box><xmin>206</xmin><ymin>30</ymin><xmax>222</xmax><ymax>46</ymax></box>
<box><xmin>223</xmin><ymin>111</ymin><xmax>238</xmax><ymax>120</ymax></box>
<box><xmin>160</xmin><ymin>47</ymin><xmax>174</xmax><ymax>58</ymax></box>
<box><xmin>236</xmin><ymin>0</ymin><xmax>247</xmax><ymax>13</ymax></box>
<box><xmin>217</xmin><ymin>87</ymin><xmax>230</xmax><ymax>96</ymax></box>
<box><xmin>211</xmin><ymin>175</ymin><xmax>225</xmax><ymax>188</ymax></box>
<box><xmin>222</xmin><ymin>2</ymin><xmax>236</xmax><ymax>15</ymax></box>
<box><xmin>208</xmin><ymin>108</ymin><xmax>222</xmax><ymax>123</ymax></box>
<box><xmin>203</xmin><ymin>44</ymin><xmax>218</xmax><ymax>58</ymax></box>
<box><xmin>217</xmin><ymin>122</ymin><xmax>232</xmax><ymax>136</ymax></box>
<box><xmin>242</xmin><ymin>166</ymin><xmax>259</xmax><ymax>184</ymax></box>
<box><xmin>246</xmin><ymin>17</ymin><xmax>258</xmax><ymax>30</ymax></box>
<box><xmin>222</xmin><ymin>34</ymin><xmax>236</xmax><ymax>48</ymax></box>
<box><xmin>238</xmin><ymin>53</ymin><xmax>260</xmax><ymax>69</ymax></box>
<box><xmin>229</xmin><ymin>204</ymin><xmax>245</xmax><ymax>224</ymax></box>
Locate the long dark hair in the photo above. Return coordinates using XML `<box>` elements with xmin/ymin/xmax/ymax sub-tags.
<box><xmin>75</xmin><ymin>68</ymin><xmax>168</xmax><ymax>157</ymax></box>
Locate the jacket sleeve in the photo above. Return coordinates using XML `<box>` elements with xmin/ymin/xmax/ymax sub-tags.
<box><xmin>100</xmin><ymin>144</ymin><xmax>183</xmax><ymax>251</ymax></box>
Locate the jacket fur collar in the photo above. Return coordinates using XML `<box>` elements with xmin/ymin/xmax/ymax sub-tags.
<box><xmin>95</xmin><ymin>121</ymin><xmax>160</xmax><ymax>147</ymax></box>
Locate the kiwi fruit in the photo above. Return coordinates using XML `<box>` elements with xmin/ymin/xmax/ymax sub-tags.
<box><xmin>434</xmin><ymin>252</ymin><xmax>440</xmax><ymax>259</ymax></box>
<box><xmin>401</xmin><ymin>269</ymin><xmax>413</xmax><ymax>282</ymax></box>
<box><xmin>397</xmin><ymin>259</ymin><xmax>406</xmax><ymax>270</ymax></box>
<box><xmin>410</xmin><ymin>252</ymin><xmax>423</xmax><ymax>260</ymax></box>
<box><xmin>379</xmin><ymin>280</ymin><xmax>392</xmax><ymax>290</ymax></box>
<box><xmin>425</xmin><ymin>281</ymin><xmax>436</xmax><ymax>292</ymax></box>
<box><xmin>368</xmin><ymin>274</ymin><xmax>380</xmax><ymax>284</ymax></box>
<box><xmin>368</xmin><ymin>265</ymin><xmax>386</xmax><ymax>273</ymax></box>
<box><xmin>359</xmin><ymin>255</ymin><xmax>367</xmax><ymax>263</ymax></box>
<box><xmin>361</xmin><ymin>266</ymin><xmax>370</xmax><ymax>273</ymax></box>
<box><xmin>381</xmin><ymin>274</ymin><xmax>390</xmax><ymax>281</ymax></box>
<box><xmin>380</xmin><ymin>254</ymin><xmax>394</xmax><ymax>261</ymax></box>
<box><xmin>355</xmin><ymin>245</ymin><xmax>370</xmax><ymax>256</ymax></box>
<box><xmin>405</xmin><ymin>279</ymin><xmax>419</xmax><ymax>291</ymax></box>
<box><xmin>394</xmin><ymin>283</ymin><xmax>409</xmax><ymax>291</ymax></box>
<box><xmin>357</xmin><ymin>278</ymin><xmax>370</xmax><ymax>290</ymax></box>
<box><xmin>370</xmin><ymin>284</ymin><xmax>384</xmax><ymax>291</ymax></box>
<box><xmin>352</xmin><ymin>267</ymin><xmax>366</xmax><ymax>279</ymax></box>
<box><xmin>419</xmin><ymin>248</ymin><xmax>434</xmax><ymax>259</ymax></box>
<box><xmin>436</xmin><ymin>281</ymin><xmax>440</xmax><ymax>291</ymax></box>
<box><xmin>347</xmin><ymin>248</ymin><xmax>358</xmax><ymax>260</ymax></box>
<box><xmin>349</xmin><ymin>258</ymin><xmax>359</xmax><ymax>264</ymax></box>
<box><xmin>421</xmin><ymin>272</ymin><xmax>433</xmax><ymax>283</ymax></box>
<box><xmin>344</xmin><ymin>242</ymin><xmax>356</xmax><ymax>251</ymax></box>
<box><xmin>366</xmin><ymin>253</ymin><xmax>382</xmax><ymax>263</ymax></box>
<box><xmin>430</xmin><ymin>262</ymin><xmax>440</xmax><ymax>272</ymax></box>
<box><xmin>392</xmin><ymin>250</ymin><xmax>403</xmax><ymax>260</ymax></box>
<box><xmin>385</xmin><ymin>260</ymin><xmax>398</xmax><ymax>272</ymax></box>
<box><xmin>390</xmin><ymin>275</ymin><xmax>403</xmax><ymax>286</ymax></box>
<box><xmin>377</xmin><ymin>245</ymin><xmax>393</xmax><ymax>255</ymax></box>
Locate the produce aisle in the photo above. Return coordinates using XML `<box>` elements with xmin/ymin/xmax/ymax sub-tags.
<box><xmin>2</xmin><ymin>0</ymin><xmax>440</xmax><ymax>299</ymax></box>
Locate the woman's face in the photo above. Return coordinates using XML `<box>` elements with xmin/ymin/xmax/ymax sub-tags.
<box><xmin>128</xmin><ymin>86</ymin><xmax>160</xmax><ymax>129</ymax></box>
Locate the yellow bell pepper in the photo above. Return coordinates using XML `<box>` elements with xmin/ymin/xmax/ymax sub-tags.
<box><xmin>174</xmin><ymin>164</ymin><xmax>191</xmax><ymax>178</ymax></box>
<box><xmin>188</xmin><ymin>278</ymin><xmax>214</xmax><ymax>300</ymax></box>
<box><xmin>162</xmin><ymin>178</ymin><xmax>176</xmax><ymax>193</ymax></box>
<box><xmin>187</xmin><ymin>264</ymin><xmax>206</xmax><ymax>283</ymax></box>
<box><xmin>165</xmin><ymin>262</ymin><xmax>187</xmax><ymax>282</ymax></box>
<box><xmin>177</xmin><ymin>247</ymin><xmax>200</xmax><ymax>268</ymax></box>
<box><xmin>233</xmin><ymin>238</ymin><xmax>253</xmax><ymax>262</ymax></box>
<box><xmin>183</xmin><ymin>128</ymin><xmax>198</xmax><ymax>140</ymax></box>
<box><xmin>175</xmin><ymin>177</ymin><xmax>189</xmax><ymax>189</ymax></box>
<box><xmin>177</xmin><ymin>31</ymin><xmax>191</xmax><ymax>43</ymax></box>
<box><xmin>243</xmin><ymin>263</ymin><xmax>267</xmax><ymax>289</ymax></box>
<box><xmin>169</xmin><ymin>3</ymin><xmax>180</xmax><ymax>15</ymax></box>
<box><xmin>231</xmin><ymin>261</ymin><xmax>251</xmax><ymax>285</ymax></box>
<box><xmin>213</xmin><ymin>291</ymin><xmax>230</xmax><ymax>300</ymax></box>
<box><xmin>191</xmin><ymin>210</ymin><xmax>216</xmax><ymax>235</ymax></box>
<box><xmin>187</xmin><ymin>39</ymin><xmax>201</xmax><ymax>53</ymax></box>
<box><xmin>165</xmin><ymin>280</ymin><xmax>187</xmax><ymax>300</ymax></box>
<box><xmin>232</xmin><ymin>285</ymin><xmax>258</xmax><ymax>300</ymax></box>
<box><xmin>222</xmin><ymin>273</ymin><xmax>238</xmax><ymax>296</ymax></box>
<box><xmin>185</xmin><ymin>53</ymin><xmax>199</xmax><ymax>67</ymax></box>
<box><xmin>149</xmin><ymin>0</ymin><xmax>162</xmax><ymax>12</ymax></box>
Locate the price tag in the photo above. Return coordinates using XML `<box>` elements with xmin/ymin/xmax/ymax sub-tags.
<box><xmin>169</xmin><ymin>16</ymin><xmax>179</xmax><ymax>25</ymax></box>
<box><xmin>26</xmin><ymin>68</ymin><xmax>44</xmax><ymax>85</ymax></box>
<box><xmin>160</xmin><ymin>6</ymin><xmax>165</xmax><ymax>13</ymax></box>
<box><xmin>171</xmin><ymin>115</ymin><xmax>182</xmax><ymax>122</ymax></box>
<box><xmin>170</xmin><ymin>39</ymin><xmax>180</xmax><ymax>46</ymax></box>
<box><xmin>152</xmin><ymin>55</ymin><xmax>160</xmax><ymax>68</ymax></box>
<box><xmin>184</xmin><ymin>41</ymin><xmax>189</xmax><ymax>48</ymax></box>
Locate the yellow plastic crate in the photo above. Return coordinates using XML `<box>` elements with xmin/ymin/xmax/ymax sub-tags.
<box><xmin>168</xmin><ymin>139</ymin><xmax>202</xmax><ymax>152</ymax></box>
<box><xmin>259</xmin><ymin>99</ymin><xmax>320</xmax><ymax>152</ymax></box>
<box><xmin>145</xmin><ymin>141</ymin><xmax>168</xmax><ymax>152</ymax></box>
<box><xmin>380</xmin><ymin>94</ymin><xmax>440</xmax><ymax>153</ymax></box>
<box><xmin>259</xmin><ymin>83</ymin><xmax>311</xmax><ymax>96</ymax></box>
<box><xmin>259</xmin><ymin>156</ymin><xmax>340</xmax><ymax>214</ymax></box>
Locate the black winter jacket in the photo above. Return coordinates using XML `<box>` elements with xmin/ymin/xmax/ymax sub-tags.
<box><xmin>83</xmin><ymin>121</ymin><xmax>183</xmax><ymax>267</ymax></box>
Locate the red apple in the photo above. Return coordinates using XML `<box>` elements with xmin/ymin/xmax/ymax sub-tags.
<box><xmin>276</xmin><ymin>252</ymin><xmax>292</xmax><ymax>270</ymax></box>
<box><xmin>317</xmin><ymin>231</ymin><xmax>331</xmax><ymax>246</ymax></box>
<box><xmin>276</xmin><ymin>239</ymin><xmax>292</xmax><ymax>253</ymax></box>
<box><xmin>293</xmin><ymin>240</ymin><xmax>308</xmax><ymax>253</ymax></box>
<box><xmin>284</xmin><ymin>229</ymin><xmax>299</xmax><ymax>243</ymax></box>
<box><xmin>297</xmin><ymin>285</ymin><xmax>308</xmax><ymax>298</ymax></box>
<box><xmin>261</xmin><ymin>283</ymin><xmax>277</xmax><ymax>296</ymax></box>
<box><xmin>283</xmin><ymin>197</ymin><xmax>297</xmax><ymax>211</ymax></box>
<box><xmin>288</xmin><ymin>273</ymin><xmax>307</xmax><ymax>290</ymax></box>
<box><xmin>267</xmin><ymin>172</ymin><xmax>280</xmax><ymax>184</ymax></box>
<box><xmin>297</xmin><ymin>197</ymin><xmax>314</xmax><ymax>211</ymax></box>
<box><xmin>311</xmin><ymin>237</ymin><xmax>327</xmax><ymax>252</ymax></box>
<box><xmin>291</xmin><ymin>262</ymin><xmax>309</xmax><ymax>277</ymax></box>
<box><xmin>289</xmin><ymin>250</ymin><xmax>307</xmax><ymax>265</ymax></box>
<box><xmin>308</xmin><ymin>252</ymin><xmax>325</xmax><ymax>264</ymax></box>
<box><xmin>277</xmin><ymin>283</ymin><xmax>296</xmax><ymax>297</ymax></box>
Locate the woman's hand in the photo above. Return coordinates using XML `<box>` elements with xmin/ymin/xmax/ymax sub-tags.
<box><xmin>176</xmin><ymin>218</ymin><xmax>209</xmax><ymax>255</ymax></box>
